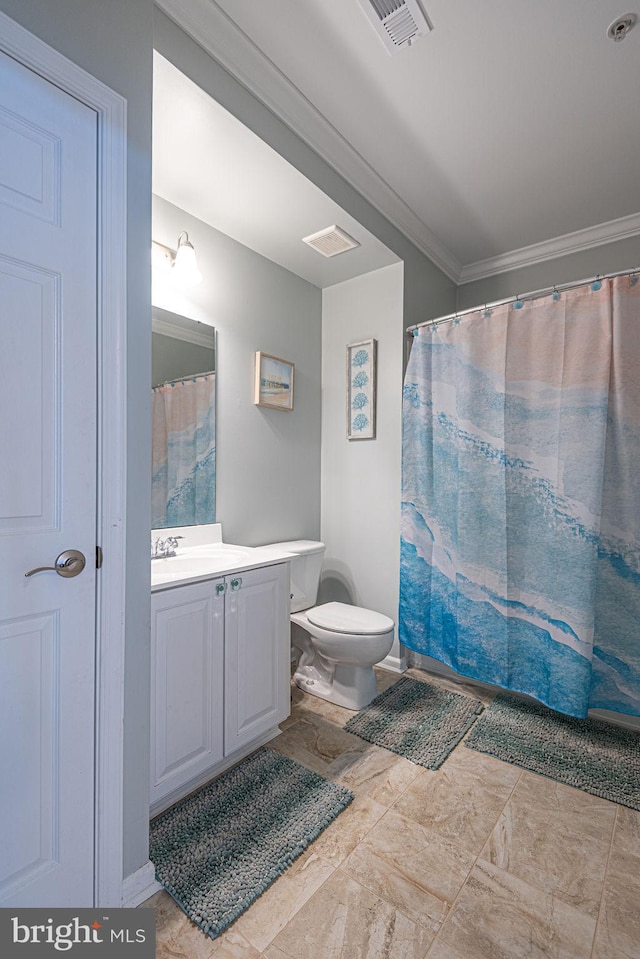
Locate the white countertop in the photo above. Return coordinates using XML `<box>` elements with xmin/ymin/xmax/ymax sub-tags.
<box><xmin>151</xmin><ymin>542</ymin><xmax>294</xmax><ymax>592</ymax></box>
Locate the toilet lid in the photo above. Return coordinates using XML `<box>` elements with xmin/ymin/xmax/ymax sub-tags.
<box><xmin>306</xmin><ymin>602</ymin><xmax>394</xmax><ymax>636</ymax></box>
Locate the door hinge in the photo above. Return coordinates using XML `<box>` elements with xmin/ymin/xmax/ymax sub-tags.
<box><xmin>96</xmin><ymin>545</ymin><xmax>103</xmax><ymax>569</ymax></box>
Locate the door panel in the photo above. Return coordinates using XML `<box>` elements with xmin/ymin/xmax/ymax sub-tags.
<box><xmin>151</xmin><ymin>581</ymin><xmax>225</xmax><ymax>808</ymax></box>
<box><xmin>0</xmin><ymin>262</ymin><xmax>58</xmax><ymax>531</ymax></box>
<box><xmin>0</xmin><ymin>50</ymin><xmax>98</xmax><ymax>906</ymax></box>
<box><xmin>224</xmin><ymin>564</ymin><xmax>290</xmax><ymax>754</ymax></box>
<box><xmin>0</xmin><ymin>613</ymin><xmax>58</xmax><ymax>897</ymax></box>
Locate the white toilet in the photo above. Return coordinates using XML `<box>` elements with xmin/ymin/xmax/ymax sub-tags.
<box><xmin>268</xmin><ymin>540</ymin><xmax>395</xmax><ymax>710</ymax></box>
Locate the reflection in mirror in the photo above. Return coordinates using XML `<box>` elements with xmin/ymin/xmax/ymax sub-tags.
<box><xmin>151</xmin><ymin>306</ymin><xmax>216</xmax><ymax>529</ymax></box>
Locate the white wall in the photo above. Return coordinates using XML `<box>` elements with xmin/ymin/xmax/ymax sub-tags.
<box><xmin>320</xmin><ymin>263</ymin><xmax>405</xmax><ymax>668</ymax></box>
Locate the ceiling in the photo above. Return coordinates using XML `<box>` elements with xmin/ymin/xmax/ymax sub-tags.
<box><xmin>153</xmin><ymin>55</ymin><xmax>399</xmax><ymax>289</ymax></box>
<box><xmin>155</xmin><ymin>0</ymin><xmax>640</xmax><ymax>284</ymax></box>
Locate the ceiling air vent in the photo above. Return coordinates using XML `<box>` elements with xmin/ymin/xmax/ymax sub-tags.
<box><xmin>302</xmin><ymin>225</ymin><xmax>360</xmax><ymax>258</ymax></box>
<box><xmin>357</xmin><ymin>0</ymin><xmax>433</xmax><ymax>55</ymax></box>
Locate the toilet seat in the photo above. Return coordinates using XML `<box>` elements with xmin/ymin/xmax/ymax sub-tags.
<box><xmin>306</xmin><ymin>601</ymin><xmax>394</xmax><ymax>636</ymax></box>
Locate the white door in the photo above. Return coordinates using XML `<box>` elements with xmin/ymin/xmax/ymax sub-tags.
<box><xmin>0</xmin><ymin>50</ymin><xmax>98</xmax><ymax>906</ymax></box>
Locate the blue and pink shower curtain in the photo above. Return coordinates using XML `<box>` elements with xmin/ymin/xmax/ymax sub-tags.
<box><xmin>400</xmin><ymin>277</ymin><xmax>640</xmax><ymax>718</ymax></box>
<box><xmin>152</xmin><ymin>372</ymin><xmax>215</xmax><ymax>528</ymax></box>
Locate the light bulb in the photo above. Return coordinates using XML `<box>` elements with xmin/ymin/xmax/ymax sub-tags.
<box><xmin>173</xmin><ymin>232</ymin><xmax>203</xmax><ymax>286</ymax></box>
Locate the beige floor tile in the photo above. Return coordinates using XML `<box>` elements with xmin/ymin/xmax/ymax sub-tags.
<box><xmin>592</xmin><ymin>846</ymin><xmax>640</xmax><ymax>958</ymax></box>
<box><xmin>340</xmin><ymin>808</ymin><xmax>475</xmax><ymax>934</ymax></box>
<box><xmin>329</xmin><ymin>741</ymin><xmax>423</xmax><ymax>806</ymax></box>
<box><xmin>285</xmin><ymin>682</ymin><xmax>356</xmax><ymax>728</ymax></box>
<box><xmin>394</xmin><ymin>745</ymin><xmax>520</xmax><ymax>853</ymax></box>
<box><xmin>425</xmin><ymin>941</ymin><xmax>468</xmax><ymax>959</ymax></box>
<box><xmin>303</xmin><ymin>793</ymin><xmax>388</xmax><ymax>867</ymax></box>
<box><xmin>374</xmin><ymin>667</ymin><xmax>403</xmax><ymax>694</ymax></box>
<box><xmin>437</xmin><ymin>858</ymin><xmax>596</xmax><ymax>959</ymax></box>
<box><xmin>479</xmin><ymin>772</ymin><xmax>616</xmax><ymax>918</ymax></box>
<box><xmin>405</xmin><ymin>667</ymin><xmax>497</xmax><ymax>706</ymax></box>
<box><xmin>150</xmin><ymin>890</ymin><xmax>261</xmax><ymax>959</ymax></box>
<box><xmin>231</xmin><ymin>852</ymin><xmax>334</xmax><ymax>953</ymax></box>
<box><xmin>611</xmin><ymin>804</ymin><xmax>640</xmax><ymax>858</ymax></box>
<box><xmin>269</xmin><ymin>711</ymin><xmax>368</xmax><ymax>778</ymax></box>
<box><xmin>145</xmin><ymin>666</ymin><xmax>637</xmax><ymax>959</ymax></box>
<box><xmin>263</xmin><ymin>869</ymin><xmax>434</xmax><ymax>959</ymax></box>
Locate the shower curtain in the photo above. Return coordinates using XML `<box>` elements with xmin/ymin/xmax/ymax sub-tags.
<box><xmin>400</xmin><ymin>276</ymin><xmax>640</xmax><ymax>718</ymax></box>
<box><xmin>152</xmin><ymin>372</ymin><xmax>215</xmax><ymax>528</ymax></box>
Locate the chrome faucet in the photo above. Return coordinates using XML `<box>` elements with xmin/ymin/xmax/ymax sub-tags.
<box><xmin>152</xmin><ymin>535</ymin><xmax>184</xmax><ymax>560</ymax></box>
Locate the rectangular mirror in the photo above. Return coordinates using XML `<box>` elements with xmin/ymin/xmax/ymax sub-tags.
<box><xmin>151</xmin><ymin>306</ymin><xmax>216</xmax><ymax>529</ymax></box>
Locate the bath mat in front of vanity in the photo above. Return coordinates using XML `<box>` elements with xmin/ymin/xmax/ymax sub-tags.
<box><xmin>465</xmin><ymin>693</ymin><xmax>640</xmax><ymax>810</ymax></box>
<box><xmin>149</xmin><ymin>746</ymin><xmax>353</xmax><ymax>940</ymax></box>
<box><xmin>343</xmin><ymin>676</ymin><xmax>484</xmax><ymax>769</ymax></box>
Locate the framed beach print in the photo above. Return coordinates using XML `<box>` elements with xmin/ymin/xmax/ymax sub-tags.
<box><xmin>254</xmin><ymin>352</ymin><xmax>295</xmax><ymax>411</ymax></box>
<box><xmin>346</xmin><ymin>338</ymin><xmax>377</xmax><ymax>439</ymax></box>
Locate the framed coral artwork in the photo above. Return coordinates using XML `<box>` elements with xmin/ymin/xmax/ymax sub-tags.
<box><xmin>346</xmin><ymin>338</ymin><xmax>377</xmax><ymax>439</ymax></box>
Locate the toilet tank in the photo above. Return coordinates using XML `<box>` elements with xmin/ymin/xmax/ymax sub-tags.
<box><xmin>267</xmin><ymin>540</ymin><xmax>325</xmax><ymax>612</ymax></box>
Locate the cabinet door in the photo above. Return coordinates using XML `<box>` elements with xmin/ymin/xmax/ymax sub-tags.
<box><xmin>150</xmin><ymin>579</ymin><xmax>225</xmax><ymax>805</ymax></box>
<box><xmin>224</xmin><ymin>563</ymin><xmax>290</xmax><ymax>754</ymax></box>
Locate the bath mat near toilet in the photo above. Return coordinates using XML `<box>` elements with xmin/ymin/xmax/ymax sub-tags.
<box><xmin>149</xmin><ymin>747</ymin><xmax>353</xmax><ymax>940</ymax></box>
<box><xmin>465</xmin><ymin>693</ymin><xmax>640</xmax><ymax>810</ymax></box>
<box><xmin>343</xmin><ymin>676</ymin><xmax>484</xmax><ymax>769</ymax></box>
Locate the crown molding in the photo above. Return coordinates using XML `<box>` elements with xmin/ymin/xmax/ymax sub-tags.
<box><xmin>154</xmin><ymin>0</ymin><xmax>461</xmax><ymax>281</ymax></box>
<box><xmin>459</xmin><ymin>211</ymin><xmax>640</xmax><ymax>284</ymax></box>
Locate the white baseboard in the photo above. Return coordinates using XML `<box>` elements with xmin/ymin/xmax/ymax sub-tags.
<box><xmin>377</xmin><ymin>651</ymin><xmax>407</xmax><ymax>674</ymax></box>
<box><xmin>121</xmin><ymin>861</ymin><xmax>162</xmax><ymax>908</ymax></box>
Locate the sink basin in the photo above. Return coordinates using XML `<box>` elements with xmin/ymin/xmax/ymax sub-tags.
<box><xmin>151</xmin><ymin>543</ymin><xmax>258</xmax><ymax>584</ymax></box>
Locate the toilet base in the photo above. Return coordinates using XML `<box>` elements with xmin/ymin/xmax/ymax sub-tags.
<box><xmin>293</xmin><ymin>662</ymin><xmax>378</xmax><ymax>711</ymax></box>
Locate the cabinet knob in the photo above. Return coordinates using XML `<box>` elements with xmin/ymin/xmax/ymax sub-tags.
<box><xmin>215</xmin><ymin>582</ymin><xmax>226</xmax><ymax>595</ymax></box>
<box><xmin>230</xmin><ymin>577</ymin><xmax>243</xmax><ymax>591</ymax></box>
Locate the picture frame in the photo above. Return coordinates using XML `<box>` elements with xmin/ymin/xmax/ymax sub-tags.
<box><xmin>254</xmin><ymin>351</ymin><xmax>295</xmax><ymax>411</ymax></box>
<box><xmin>346</xmin><ymin>338</ymin><xmax>377</xmax><ymax>439</ymax></box>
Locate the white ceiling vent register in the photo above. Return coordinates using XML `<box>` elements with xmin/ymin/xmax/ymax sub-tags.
<box><xmin>302</xmin><ymin>225</ymin><xmax>360</xmax><ymax>257</ymax></box>
<box><xmin>357</xmin><ymin>0</ymin><xmax>433</xmax><ymax>55</ymax></box>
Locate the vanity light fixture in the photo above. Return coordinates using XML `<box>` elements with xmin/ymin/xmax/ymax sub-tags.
<box><xmin>152</xmin><ymin>231</ymin><xmax>203</xmax><ymax>286</ymax></box>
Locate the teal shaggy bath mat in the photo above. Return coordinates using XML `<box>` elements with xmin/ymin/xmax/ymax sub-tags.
<box><xmin>343</xmin><ymin>676</ymin><xmax>484</xmax><ymax>768</ymax></box>
<box><xmin>465</xmin><ymin>693</ymin><xmax>640</xmax><ymax>809</ymax></box>
<box><xmin>149</xmin><ymin>747</ymin><xmax>353</xmax><ymax>939</ymax></box>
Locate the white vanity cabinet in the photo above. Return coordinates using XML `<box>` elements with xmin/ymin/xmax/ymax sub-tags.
<box><xmin>150</xmin><ymin>561</ymin><xmax>290</xmax><ymax>813</ymax></box>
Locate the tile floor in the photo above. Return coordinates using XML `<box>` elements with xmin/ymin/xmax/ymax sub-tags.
<box><xmin>145</xmin><ymin>668</ymin><xmax>640</xmax><ymax>959</ymax></box>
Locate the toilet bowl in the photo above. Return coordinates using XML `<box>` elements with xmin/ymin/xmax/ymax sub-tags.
<box><xmin>265</xmin><ymin>541</ymin><xmax>395</xmax><ymax>710</ymax></box>
<box><xmin>291</xmin><ymin>602</ymin><xmax>394</xmax><ymax>709</ymax></box>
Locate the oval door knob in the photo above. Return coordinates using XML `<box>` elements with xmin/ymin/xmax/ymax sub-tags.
<box><xmin>25</xmin><ymin>549</ymin><xmax>87</xmax><ymax>578</ymax></box>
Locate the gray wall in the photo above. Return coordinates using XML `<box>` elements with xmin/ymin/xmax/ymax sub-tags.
<box><xmin>152</xmin><ymin>332</ymin><xmax>214</xmax><ymax>387</ymax></box>
<box><xmin>458</xmin><ymin>234</ymin><xmax>640</xmax><ymax>309</ymax></box>
<box><xmin>153</xmin><ymin>195</ymin><xmax>322</xmax><ymax>546</ymax></box>
<box><xmin>0</xmin><ymin>0</ymin><xmax>154</xmax><ymax>881</ymax></box>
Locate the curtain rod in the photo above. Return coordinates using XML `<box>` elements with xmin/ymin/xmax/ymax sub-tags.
<box><xmin>152</xmin><ymin>370</ymin><xmax>215</xmax><ymax>388</ymax></box>
<box><xmin>406</xmin><ymin>266</ymin><xmax>640</xmax><ymax>334</ymax></box>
